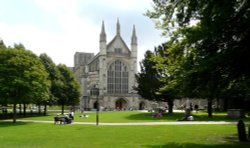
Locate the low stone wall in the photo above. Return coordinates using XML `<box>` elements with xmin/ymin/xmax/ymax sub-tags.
<box><xmin>227</xmin><ymin>109</ymin><xmax>245</xmax><ymax>118</ymax></box>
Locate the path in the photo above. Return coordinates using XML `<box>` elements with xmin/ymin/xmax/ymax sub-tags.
<box><xmin>1</xmin><ymin>119</ymin><xmax>250</xmax><ymax>125</ymax></box>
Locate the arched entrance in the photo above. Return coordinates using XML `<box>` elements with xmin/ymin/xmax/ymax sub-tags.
<box><xmin>115</xmin><ymin>98</ymin><xmax>127</xmax><ymax>110</ymax></box>
<box><xmin>93</xmin><ymin>101</ymin><xmax>98</xmax><ymax>109</ymax></box>
<box><xmin>139</xmin><ymin>101</ymin><xmax>146</xmax><ymax>110</ymax></box>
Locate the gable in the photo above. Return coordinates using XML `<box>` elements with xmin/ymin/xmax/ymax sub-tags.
<box><xmin>107</xmin><ymin>35</ymin><xmax>131</xmax><ymax>55</ymax></box>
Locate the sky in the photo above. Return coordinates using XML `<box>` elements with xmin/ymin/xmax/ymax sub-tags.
<box><xmin>0</xmin><ymin>0</ymin><xmax>166</xmax><ymax>67</ymax></box>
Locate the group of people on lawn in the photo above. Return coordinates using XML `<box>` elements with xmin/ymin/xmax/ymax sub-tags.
<box><xmin>55</xmin><ymin>110</ymin><xmax>74</xmax><ymax>124</ymax></box>
<box><xmin>152</xmin><ymin>103</ymin><xmax>196</xmax><ymax>121</ymax></box>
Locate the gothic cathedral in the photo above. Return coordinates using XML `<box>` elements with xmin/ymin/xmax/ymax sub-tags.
<box><xmin>73</xmin><ymin>20</ymin><xmax>149</xmax><ymax>111</ymax></box>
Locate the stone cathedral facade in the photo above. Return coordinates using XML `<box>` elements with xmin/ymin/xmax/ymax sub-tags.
<box><xmin>73</xmin><ymin>20</ymin><xmax>150</xmax><ymax>111</ymax></box>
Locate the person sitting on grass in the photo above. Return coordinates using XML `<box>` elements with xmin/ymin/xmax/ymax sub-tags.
<box><xmin>80</xmin><ymin>114</ymin><xmax>89</xmax><ymax>118</ymax></box>
<box><xmin>177</xmin><ymin>108</ymin><xmax>194</xmax><ymax>121</ymax></box>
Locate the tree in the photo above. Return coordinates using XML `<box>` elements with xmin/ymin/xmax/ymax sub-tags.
<box><xmin>0</xmin><ymin>40</ymin><xmax>7</xmax><ymax>106</ymax></box>
<box><xmin>0</xmin><ymin>38</ymin><xmax>6</xmax><ymax>50</ymax></box>
<box><xmin>0</xmin><ymin>47</ymin><xmax>50</xmax><ymax>123</ymax></box>
<box><xmin>135</xmin><ymin>45</ymin><xmax>181</xmax><ymax>113</ymax></box>
<box><xmin>151</xmin><ymin>41</ymin><xmax>186</xmax><ymax>113</ymax></box>
<box><xmin>39</xmin><ymin>53</ymin><xmax>61</xmax><ymax>115</ymax></box>
<box><xmin>146</xmin><ymin>0</ymin><xmax>250</xmax><ymax>116</ymax></box>
<box><xmin>57</xmin><ymin>64</ymin><xmax>80</xmax><ymax>114</ymax></box>
<box><xmin>135</xmin><ymin>50</ymin><xmax>162</xmax><ymax>102</ymax></box>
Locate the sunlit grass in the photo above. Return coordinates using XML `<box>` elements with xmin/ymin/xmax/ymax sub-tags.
<box><xmin>0</xmin><ymin>122</ymin><xmax>249</xmax><ymax>148</ymax></box>
<box><xmin>16</xmin><ymin>110</ymin><xmax>250</xmax><ymax>123</ymax></box>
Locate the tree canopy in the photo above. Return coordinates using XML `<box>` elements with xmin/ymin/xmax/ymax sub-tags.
<box><xmin>145</xmin><ymin>0</ymin><xmax>250</xmax><ymax>116</ymax></box>
<box><xmin>0</xmin><ymin>39</ymin><xmax>6</xmax><ymax>50</ymax></box>
<box><xmin>57</xmin><ymin>64</ymin><xmax>80</xmax><ymax>114</ymax></box>
<box><xmin>0</xmin><ymin>45</ymin><xmax>50</xmax><ymax>122</ymax></box>
<box><xmin>135</xmin><ymin>50</ymin><xmax>162</xmax><ymax>101</ymax></box>
<box><xmin>39</xmin><ymin>54</ymin><xmax>61</xmax><ymax>105</ymax></box>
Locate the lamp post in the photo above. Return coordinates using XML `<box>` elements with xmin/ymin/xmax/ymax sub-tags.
<box><xmin>91</xmin><ymin>85</ymin><xmax>99</xmax><ymax>126</ymax></box>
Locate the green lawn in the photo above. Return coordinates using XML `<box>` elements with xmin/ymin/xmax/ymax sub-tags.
<box><xmin>1</xmin><ymin>111</ymin><xmax>250</xmax><ymax>147</ymax></box>
<box><xmin>0</xmin><ymin>122</ymin><xmax>249</xmax><ymax>148</ymax></box>
<box><xmin>16</xmin><ymin>111</ymin><xmax>250</xmax><ymax>123</ymax></box>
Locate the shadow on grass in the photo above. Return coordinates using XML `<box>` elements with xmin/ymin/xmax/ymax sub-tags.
<box><xmin>145</xmin><ymin>142</ymin><xmax>250</xmax><ymax>148</ymax></box>
<box><xmin>146</xmin><ymin>134</ymin><xmax>250</xmax><ymax>148</ymax></box>
<box><xmin>0</xmin><ymin>121</ymin><xmax>30</xmax><ymax>127</ymax></box>
<box><xmin>126</xmin><ymin>111</ymin><xmax>250</xmax><ymax>122</ymax></box>
<box><xmin>192</xmin><ymin>113</ymin><xmax>250</xmax><ymax>122</ymax></box>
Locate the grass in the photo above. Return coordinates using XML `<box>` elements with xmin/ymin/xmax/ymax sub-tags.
<box><xmin>16</xmin><ymin>110</ymin><xmax>250</xmax><ymax>123</ymax></box>
<box><xmin>1</xmin><ymin>111</ymin><xmax>250</xmax><ymax>147</ymax></box>
<box><xmin>0</xmin><ymin>122</ymin><xmax>250</xmax><ymax>148</ymax></box>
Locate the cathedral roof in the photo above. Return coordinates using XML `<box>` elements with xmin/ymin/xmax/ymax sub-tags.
<box><xmin>88</xmin><ymin>19</ymin><xmax>133</xmax><ymax>65</ymax></box>
<box><xmin>106</xmin><ymin>19</ymin><xmax>131</xmax><ymax>54</ymax></box>
<box><xmin>87</xmin><ymin>52</ymin><xmax>100</xmax><ymax>65</ymax></box>
<box><xmin>107</xmin><ymin>34</ymin><xmax>131</xmax><ymax>54</ymax></box>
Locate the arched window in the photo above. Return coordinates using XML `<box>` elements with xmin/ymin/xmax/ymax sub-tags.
<box><xmin>107</xmin><ymin>60</ymin><xmax>128</xmax><ymax>94</ymax></box>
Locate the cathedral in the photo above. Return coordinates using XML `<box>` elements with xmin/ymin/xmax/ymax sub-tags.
<box><xmin>73</xmin><ymin>20</ymin><xmax>149</xmax><ymax>111</ymax></box>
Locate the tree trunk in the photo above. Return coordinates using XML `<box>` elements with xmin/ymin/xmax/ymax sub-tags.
<box><xmin>44</xmin><ymin>104</ymin><xmax>47</xmax><ymax>116</ymax></box>
<box><xmin>207</xmin><ymin>99</ymin><xmax>213</xmax><ymax>117</ymax></box>
<box><xmin>168</xmin><ymin>100</ymin><xmax>174</xmax><ymax>114</ymax></box>
<box><xmin>19</xmin><ymin>104</ymin><xmax>22</xmax><ymax>115</ymax></box>
<box><xmin>61</xmin><ymin>104</ymin><xmax>64</xmax><ymax>115</ymax></box>
<box><xmin>38</xmin><ymin>104</ymin><xmax>41</xmax><ymax>114</ymax></box>
<box><xmin>13</xmin><ymin>104</ymin><xmax>17</xmax><ymax>123</ymax></box>
<box><xmin>23</xmin><ymin>103</ymin><xmax>26</xmax><ymax>117</ymax></box>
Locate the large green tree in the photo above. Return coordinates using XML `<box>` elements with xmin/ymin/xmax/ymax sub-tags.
<box><xmin>136</xmin><ymin>44</ymin><xmax>182</xmax><ymax>113</ymax></box>
<box><xmin>57</xmin><ymin>64</ymin><xmax>80</xmax><ymax>114</ymax></box>
<box><xmin>152</xmin><ymin>41</ymin><xmax>185</xmax><ymax>113</ymax></box>
<box><xmin>146</xmin><ymin>0</ymin><xmax>250</xmax><ymax>116</ymax></box>
<box><xmin>0</xmin><ymin>39</ymin><xmax>7</xmax><ymax>105</ymax></box>
<box><xmin>0</xmin><ymin>46</ymin><xmax>50</xmax><ymax>122</ymax></box>
<box><xmin>135</xmin><ymin>50</ymin><xmax>162</xmax><ymax>102</ymax></box>
<box><xmin>39</xmin><ymin>53</ymin><xmax>61</xmax><ymax>115</ymax></box>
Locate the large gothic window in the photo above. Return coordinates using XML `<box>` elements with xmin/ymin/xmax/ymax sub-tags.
<box><xmin>108</xmin><ymin>60</ymin><xmax>128</xmax><ymax>94</ymax></box>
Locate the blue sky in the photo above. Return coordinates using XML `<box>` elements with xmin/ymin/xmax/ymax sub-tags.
<box><xmin>0</xmin><ymin>0</ymin><xmax>165</xmax><ymax>67</ymax></box>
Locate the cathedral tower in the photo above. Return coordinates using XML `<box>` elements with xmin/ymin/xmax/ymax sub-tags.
<box><xmin>131</xmin><ymin>25</ymin><xmax>137</xmax><ymax>58</ymax></box>
<box><xmin>99</xmin><ymin>21</ymin><xmax>107</xmax><ymax>55</ymax></box>
<box><xmin>131</xmin><ymin>25</ymin><xmax>138</xmax><ymax>75</ymax></box>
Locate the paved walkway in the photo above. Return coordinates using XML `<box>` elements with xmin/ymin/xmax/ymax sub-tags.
<box><xmin>1</xmin><ymin>119</ymin><xmax>250</xmax><ymax>125</ymax></box>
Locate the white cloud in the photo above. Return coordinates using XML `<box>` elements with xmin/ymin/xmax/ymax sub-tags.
<box><xmin>34</xmin><ymin>0</ymin><xmax>78</xmax><ymax>14</ymax></box>
<box><xmin>97</xmin><ymin>0</ymin><xmax>152</xmax><ymax>10</ymax></box>
<box><xmin>0</xmin><ymin>0</ymin><xmax>101</xmax><ymax>66</ymax></box>
<box><xmin>0</xmin><ymin>21</ymin><xmax>100</xmax><ymax>67</ymax></box>
<box><xmin>0</xmin><ymin>0</ymin><xmax>165</xmax><ymax>68</ymax></box>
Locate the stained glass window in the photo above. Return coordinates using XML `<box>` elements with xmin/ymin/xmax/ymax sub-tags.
<box><xmin>107</xmin><ymin>60</ymin><xmax>128</xmax><ymax>94</ymax></box>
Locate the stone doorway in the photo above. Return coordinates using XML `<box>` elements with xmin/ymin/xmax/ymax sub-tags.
<box><xmin>115</xmin><ymin>98</ymin><xmax>127</xmax><ymax>110</ymax></box>
<box><xmin>93</xmin><ymin>101</ymin><xmax>98</xmax><ymax>109</ymax></box>
<box><xmin>139</xmin><ymin>101</ymin><xmax>146</xmax><ymax>110</ymax></box>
